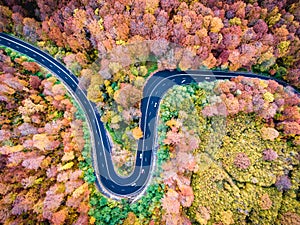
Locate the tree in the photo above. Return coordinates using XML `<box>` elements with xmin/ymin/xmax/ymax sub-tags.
<box><xmin>113</xmin><ymin>84</ymin><xmax>142</xmax><ymax>109</ymax></box>
<box><xmin>132</xmin><ymin>127</ymin><xmax>143</xmax><ymax>139</ymax></box>
<box><xmin>278</xmin><ymin>121</ymin><xmax>300</xmax><ymax>135</ymax></box>
<box><xmin>22</xmin><ymin>17</ymin><xmax>41</xmax><ymax>43</ymax></box>
<box><xmin>43</xmin><ymin>185</ymin><xmax>65</xmax><ymax>220</ymax></box>
<box><xmin>260</xmin><ymin>127</ymin><xmax>279</xmax><ymax>140</ymax></box>
<box><xmin>0</xmin><ymin>6</ymin><xmax>12</xmax><ymax>33</ymax></box>
<box><xmin>0</xmin><ymin>129</ymin><xmax>11</xmax><ymax>142</ymax></box>
<box><xmin>11</xmin><ymin>191</ymin><xmax>37</xmax><ymax>215</ymax></box>
<box><xmin>29</xmin><ymin>76</ymin><xmax>41</xmax><ymax>89</ymax></box>
<box><xmin>51</xmin><ymin>208</ymin><xmax>68</xmax><ymax>225</ymax></box>
<box><xmin>221</xmin><ymin>26</ymin><xmax>242</xmax><ymax>50</ymax></box>
<box><xmin>22</xmin><ymin>155</ymin><xmax>45</xmax><ymax>170</ymax></box>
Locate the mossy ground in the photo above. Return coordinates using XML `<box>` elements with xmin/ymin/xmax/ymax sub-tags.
<box><xmin>188</xmin><ymin>113</ymin><xmax>299</xmax><ymax>225</ymax></box>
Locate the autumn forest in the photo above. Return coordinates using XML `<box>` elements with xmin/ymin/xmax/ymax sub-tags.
<box><xmin>0</xmin><ymin>0</ymin><xmax>300</xmax><ymax>224</ymax></box>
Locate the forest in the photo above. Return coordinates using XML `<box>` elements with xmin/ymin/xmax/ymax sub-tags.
<box><xmin>0</xmin><ymin>0</ymin><xmax>299</xmax><ymax>224</ymax></box>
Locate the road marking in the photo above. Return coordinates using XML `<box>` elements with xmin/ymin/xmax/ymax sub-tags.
<box><xmin>154</xmin><ymin>102</ymin><xmax>157</xmax><ymax>107</ymax></box>
<box><xmin>3</xmin><ymin>35</ymin><xmax>298</xmax><ymax>198</ymax></box>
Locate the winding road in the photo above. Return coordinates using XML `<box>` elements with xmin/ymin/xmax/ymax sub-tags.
<box><xmin>0</xmin><ymin>33</ymin><xmax>299</xmax><ymax>200</ymax></box>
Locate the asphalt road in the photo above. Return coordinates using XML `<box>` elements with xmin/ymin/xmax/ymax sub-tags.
<box><xmin>1</xmin><ymin>33</ymin><xmax>299</xmax><ymax>200</ymax></box>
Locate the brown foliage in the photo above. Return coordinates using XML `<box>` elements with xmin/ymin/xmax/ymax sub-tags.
<box><xmin>114</xmin><ymin>83</ymin><xmax>142</xmax><ymax>109</ymax></box>
<box><xmin>0</xmin><ymin>49</ymin><xmax>89</xmax><ymax>224</ymax></box>
<box><xmin>51</xmin><ymin>208</ymin><xmax>68</xmax><ymax>225</ymax></box>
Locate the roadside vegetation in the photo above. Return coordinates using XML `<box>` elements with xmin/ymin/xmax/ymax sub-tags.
<box><xmin>158</xmin><ymin>79</ymin><xmax>300</xmax><ymax>224</ymax></box>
